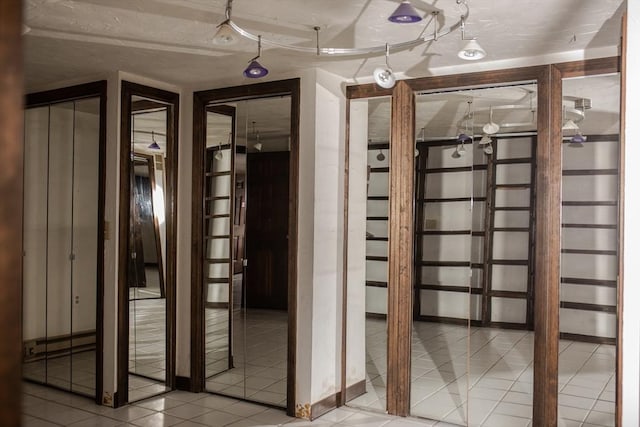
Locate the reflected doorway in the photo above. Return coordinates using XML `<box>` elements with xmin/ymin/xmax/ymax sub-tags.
<box><xmin>203</xmin><ymin>97</ymin><xmax>291</xmax><ymax>408</ymax></box>
<box><xmin>118</xmin><ymin>82</ymin><xmax>179</xmax><ymax>405</ymax></box>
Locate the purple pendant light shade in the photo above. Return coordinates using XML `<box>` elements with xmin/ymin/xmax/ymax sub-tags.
<box><xmin>570</xmin><ymin>132</ymin><xmax>586</xmax><ymax>146</ymax></box>
<box><xmin>243</xmin><ymin>35</ymin><xmax>268</xmax><ymax>78</ymax></box>
<box><xmin>243</xmin><ymin>60</ymin><xmax>268</xmax><ymax>78</ymax></box>
<box><xmin>148</xmin><ymin>131</ymin><xmax>161</xmax><ymax>150</ymax></box>
<box><xmin>388</xmin><ymin>0</ymin><xmax>422</xmax><ymax>23</ymax></box>
<box><xmin>457</xmin><ymin>133</ymin><xmax>472</xmax><ymax>143</ymax></box>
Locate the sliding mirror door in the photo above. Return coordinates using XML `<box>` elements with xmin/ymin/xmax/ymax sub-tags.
<box><xmin>23</xmin><ymin>83</ymin><xmax>105</xmax><ymax>401</ymax></box>
<box><xmin>199</xmin><ymin>89</ymin><xmax>295</xmax><ymax>410</ymax></box>
<box><xmin>410</xmin><ymin>92</ymin><xmax>472</xmax><ymax>424</ymax></box>
<box><xmin>119</xmin><ymin>82</ymin><xmax>178</xmax><ymax>405</ymax></box>
<box><xmin>557</xmin><ymin>73</ymin><xmax>620</xmax><ymax>427</ymax></box>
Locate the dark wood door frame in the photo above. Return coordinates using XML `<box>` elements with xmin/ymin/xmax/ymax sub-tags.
<box><xmin>117</xmin><ymin>81</ymin><xmax>179</xmax><ymax>407</ymax></box>
<box><xmin>25</xmin><ymin>80</ymin><xmax>108</xmax><ymax>405</ymax></box>
<box><xmin>191</xmin><ymin>78</ymin><xmax>300</xmax><ymax>417</ymax></box>
<box><xmin>0</xmin><ymin>1</ymin><xmax>23</xmax><ymax>424</ymax></box>
<box><xmin>343</xmin><ymin>57</ymin><xmax>620</xmax><ymax>424</ymax></box>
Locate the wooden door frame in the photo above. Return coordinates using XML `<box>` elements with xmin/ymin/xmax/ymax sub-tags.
<box><xmin>190</xmin><ymin>78</ymin><xmax>300</xmax><ymax>417</ymax></box>
<box><xmin>25</xmin><ymin>80</ymin><xmax>108</xmax><ymax>405</ymax></box>
<box><xmin>343</xmin><ymin>57</ymin><xmax>620</xmax><ymax>424</ymax></box>
<box><xmin>0</xmin><ymin>1</ymin><xmax>23</xmax><ymax>424</ymax></box>
<box><xmin>117</xmin><ymin>81</ymin><xmax>179</xmax><ymax>407</ymax></box>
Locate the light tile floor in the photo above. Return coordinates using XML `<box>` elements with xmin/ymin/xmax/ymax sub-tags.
<box><xmin>348</xmin><ymin>319</ymin><xmax>615</xmax><ymax>427</ymax></box>
<box><xmin>22</xmin><ymin>382</ymin><xmax>460</xmax><ymax>427</ymax></box>
<box><xmin>205</xmin><ymin>308</ymin><xmax>288</xmax><ymax>408</ymax></box>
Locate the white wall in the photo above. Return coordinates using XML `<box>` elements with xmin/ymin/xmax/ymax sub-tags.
<box><xmin>622</xmin><ymin>1</ymin><xmax>640</xmax><ymax>424</ymax></box>
<box><xmin>345</xmin><ymin>99</ymin><xmax>368</xmax><ymax>389</ymax></box>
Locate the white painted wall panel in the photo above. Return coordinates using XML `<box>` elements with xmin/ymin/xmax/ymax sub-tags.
<box><xmin>492</xmin><ymin>265</ymin><xmax>528</xmax><ymax>292</ymax></box>
<box><xmin>560</xmin><ymin>309</ymin><xmax>616</xmax><ymax>339</ymax></box>
<box><xmin>491</xmin><ymin>298</ymin><xmax>527</xmax><ymax>323</ymax></box>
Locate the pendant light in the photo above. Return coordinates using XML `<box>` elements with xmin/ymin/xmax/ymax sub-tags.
<box><xmin>148</xmin><ymin>130</ymin><xmax>161</xmax><ymax>150</ymax></box>
<box><xmin>243</xmin><ymin>35</ymin><xmax>268</xmax><ymax>78</ymax></box>
<box><xmin>214</xmin><ymin>142</ymin><xmax>224</xmax><ymax>161</ymax></box>
<box><xmin>388</xmin><ymin>0</ymin><xmax>422</xmax><ymax>23</ymax></box>
<box><xmin>458</xmin><ymin>15</ymin><xmax>486</xmax><ymax>60</ymax></box>
<box><xmin>373</xmin><ymin>44</ymin><xmax>396</xmax><ymax>89</ymax></box>
<box><xmin>252</xmin><ymin>121</ymin><xmax>263</xmax><ymax>151</ymax></box>
<box><xmin>213</xmin><ymin>0</ymin><xmax>237</xmax><ymax>45</ymax></box>
<box><xmin>455</xmin><ymin>101</ymin><xmax>473</xmax><ymax>157</ymax></box>
<box><xmin>376</xmin><ymin>149</ymin><xmax>386</xmax><ymax>161</ymax></box>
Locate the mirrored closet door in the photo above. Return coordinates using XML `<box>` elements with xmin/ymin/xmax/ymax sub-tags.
<box><xmin>23</xmin><ymin>83</ymin><xmax>105</xmax><ymax>401</ymax></box>
<box><xmin>201</xmin><ymin>94</ymin><xmax>293</xmax><ymax>409</ymax></box>
<box><xmin>118</xmin><ymin>82</ymin><xmax>178</xmax><ymax>405</ymax></box>
<box><xmin>557</xmin><ymin>73</ymin><xmax>620</xmax><ymax>427</ymax></box>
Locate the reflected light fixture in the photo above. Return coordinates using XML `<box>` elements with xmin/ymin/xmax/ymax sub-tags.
<box><xmin>214</xmin><ymin>142</ymin><xmax>224</xmax><ymax>160</ymax></box>
<box><xmin>458</xmin><ymin>15</ymin><xmax>486</xmax><ymax>60</ymax></box>
<box><xmin>388</xmin><ymin>0</ymin><xmax>423</xmax><ymax>23</ymax></box>
<box><xmin>377</xmin><ymin>149</ymin><xmax>386</xmax><ymax>161</ymax></box>
<box><xmin>243</xmin><ymin>35</ymin><xmax>268</xmax><ymax>78</ymax></box>
<box><xmin>148</xmin><ymin>130</ymin><xmax>161</xmax><ymax>150</ymax></box>
<box><xmin>373</xmin><ymin>44</ymin><xmax>396</xmax><ymax>89</ymax></box>
<box><xmin>479</xmin><ymin>134</ymin><xmax>492</xmax><ymax>145</ymax></box>
<box><xmin>570</xmin><ymin>132</ymin><xmax>586</xmax><ymax>147</ymax></box>
<box><xmin>252</xmin><ymin>122</ymin><xmax>263</xmax><ymax>151</ymax></box>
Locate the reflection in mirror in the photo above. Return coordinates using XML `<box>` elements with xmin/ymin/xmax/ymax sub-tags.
<box><xmin>204</xmin><ymin>96</ymin><xmax>291</xmax><ymax>408</ymax></box>
<box><xmin>345</xmin><ymin>96</ymin><xmax>390</xmax><ymax>412</ymax></box>
<box><xmin>408</xmin><ymin>84</ymin><xmax>538</xmax><ymax>425</ymax></box>
<box><xmin>558</xmin><ymin>74</ymin><xmax>620</xmax><ymax>427</ymax></box>
<box><xmin>22</xmin><ymin>97</ymin><xmax>101</xmax><ymax>398</ymax></box>
<box><xmin>128</xmin><ymin>96</ymin><xmax>170</xmax><ymax>400</ymax></box>
<box><xmin>411</xmin><ymin>92</ymin><xmax>473</xmax><ymax>424</ymax></box>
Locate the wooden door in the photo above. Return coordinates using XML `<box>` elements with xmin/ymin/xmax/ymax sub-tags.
<box><xmin>245</xmin><ymin>151</ymin><xmax>289</xmax><ymax>310</ymax></box>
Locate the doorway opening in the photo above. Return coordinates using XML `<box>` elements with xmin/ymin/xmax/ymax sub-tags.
<box><xmin>117</xmin><ymin>82</ymin><xmax>179</xmax><ymax>405</ymax></box>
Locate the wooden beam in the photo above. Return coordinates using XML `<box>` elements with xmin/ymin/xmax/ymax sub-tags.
<box><xmin>386</xmin><ymin>81</ymin><xmax>415</xmax><ymax>416</ymax></box>
<box><xmin>0</xmin><ymin>1</ymin><xmax>23</xmax><ymax>425</ymax></box>
<box><xmin>533</xmin><ymin>65</ymin><xmax>562</xmax><ymax>426</ymax></box>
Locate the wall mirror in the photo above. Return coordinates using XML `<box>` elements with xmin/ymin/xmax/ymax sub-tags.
<box><xmin>345</xmin><ymin>95</ymin><xmax>391</xmax><ymax>412</ymax></box>
<box><xmin>192</xmin><ymin>79</ymin><xmax>299</xmax><ymax>414</ymax></box>
<box><xmin>118</xmin><ymin>82</ymin><xmax>178</xmax><ymax>405</ymax></box>
<box><xmin>557</xmin><ymin>73</ymin><xmax>620</xmax><ymax>427</ymax></box>
<box><xmin>344</xmin><ymin>59</ymin><xmax>621</xmax><ymax>426</ymax></box>
<box><xmin>203</xmin><ymin>96</ymin><xmax>291</xmax><ymax>408</ymax></box>
<box><xmin>22</xmin><ymin>82</ymin><xmax>106</xmax><ymax>402</ymax></box>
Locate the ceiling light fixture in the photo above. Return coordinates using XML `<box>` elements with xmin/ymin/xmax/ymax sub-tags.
<box><xmin>373</xmin><ymin>44</ymin><xmax>396</xmax><ymax>89</ymax></box>
<box><xmin>243</xmin><ymin>35</ymin><xmax>268</xmax><ymax>78</ymax></box>
<box><xmin>214</xmin><ymin>142</ymin><xmax>224</xmax><ymax>160</ymax></box>
<box><xmin>216</xmin><ymin>0</ymin><xmax>478</xmax><ymax>78</ymax></box>
<box><xmin>148</xmin><ymin>130</ymin><xmax>161</xmax><ymax>150</ymax></box>
<box><xmin>252</xmin><ymin>122</ymin><xmax>263</xmax><ymax>151</ymax></box>
<box><xmin>458</xmin><ymin>15</ymin><xmax>486</xmax><ymax>60</ymax></box>
<box><xmin>388</xmin><ymin>0</ymin><xmax>423</xmax><ymax>23</ymax></box>
<box><xmin>213</xmin><ymin>0</ymin><xmax>237</xmax><ymax>45</ymax></box>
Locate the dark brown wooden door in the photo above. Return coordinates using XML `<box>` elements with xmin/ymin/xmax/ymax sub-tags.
<box><xmin>245</xmin><ymin>151</ymin><xmax>289</xmax><ymax>310</ymax></box>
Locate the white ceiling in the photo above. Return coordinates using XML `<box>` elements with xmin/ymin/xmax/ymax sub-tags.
<box><xmin>24</xmin><ymin>0</ymin><xmax>625</xmax><ymax>90</ymax></box>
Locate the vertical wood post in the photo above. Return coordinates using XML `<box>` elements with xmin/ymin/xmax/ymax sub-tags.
<box><xmin>387</xmin><ymin>81</ymin><xmax>415</xmax><ymax>416</ymax></box>
<box><xmin>533</xmin><ymin>65</ymin><xmax>562</xmax><ymax>426</ymax></box>
<box><xmin>0</xmin><ymin>0</ymin><xmax>23</xmax><ymax>425</ymax></box>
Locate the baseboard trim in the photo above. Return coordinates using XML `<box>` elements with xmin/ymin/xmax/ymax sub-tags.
<box><xmin>175</xmin><ymin>376</ymin><xmax>192</xmax><ymax>392</ymax></box>
<box><xmin>310</xmin><ymin>392</ymin><xmax>339</xmax><ymax>421</ymax></box>
<box><xmin>344</xmin><ymin>379</ymin><xmax>366</xmax><ymax>402</ymax></box>
<box><xmin>205</xmin><ymin>302</ymin><xmax>229</xmax><ymax>309</ymax></box>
